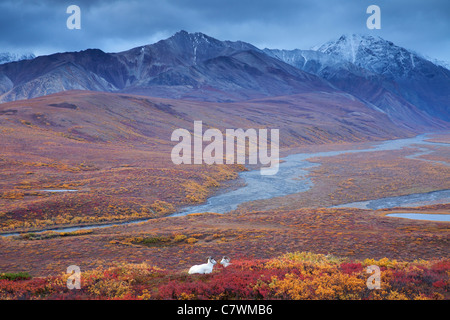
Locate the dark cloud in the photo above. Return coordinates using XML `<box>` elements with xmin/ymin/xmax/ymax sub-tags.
<box><xmin>0</xmin><ymin>0</ymin><xmax>449</xmax><ymax>62</ymax></box>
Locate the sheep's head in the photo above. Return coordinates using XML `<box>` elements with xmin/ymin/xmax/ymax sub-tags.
<box><xmin>220</xmin><ymin>256</ymin><xmax>231</xmax><ymax>265</ymax></box>
<box><xmin>207</xmin><ymin>256</ymin><xmax>217</xmax><ymax>265</ymax></box>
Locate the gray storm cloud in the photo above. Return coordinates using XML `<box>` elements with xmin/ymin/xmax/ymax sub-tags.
<box><xmin>0</xmin><ymin>0</ymin><xmax>448</xmax><ymax>62</ymax></box>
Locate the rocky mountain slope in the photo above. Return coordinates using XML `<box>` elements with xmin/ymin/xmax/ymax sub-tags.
<box><xmin>0</xmin><ymin>31</ymin><xmax>332</xmax><ymax>103</ymax></box>
<box><xmin>266</xmin><ymin>34</ymin><xmax>450</xmax><ymax>123</ymax></box>
<box><xmin>0</xmin><ymin>32</ymin><xmax>448</xmax><ymax>129</ymax></box>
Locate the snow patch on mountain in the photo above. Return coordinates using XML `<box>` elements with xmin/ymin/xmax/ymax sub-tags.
<box><xmin>0</xmin><ymin>52</ymin><xmax>35</xmax><ymax>65</ymax></box>
<box><xmin>313</xmin><ymin>34</ymin><xmax>448</xmax><ymax>79</ymax></box>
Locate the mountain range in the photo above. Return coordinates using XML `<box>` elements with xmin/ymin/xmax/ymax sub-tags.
<box><xmin>265</xmin><ymin>34</ymin><xmax>450</xmax><ymax>123</ymax></box>
<box><xmin>0</xmin><ymin>31</ymin><xmax>449</xmax><ymax>133</ymax></box>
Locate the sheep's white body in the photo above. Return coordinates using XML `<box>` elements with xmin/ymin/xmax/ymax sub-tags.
<box><xmin>188</xmin><ymin>257</ymin><xmax>217</xmax><ymax>274</ymax></box>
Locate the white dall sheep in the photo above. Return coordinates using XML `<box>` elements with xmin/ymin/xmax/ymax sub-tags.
<box><xmin>188</xmin><ymin>256</ymin><xmax>217</xmax><ymax>274</ymax></box>
<box><xmin>220</xmin><ymin>256</ymin><xmax>231</xmax><ymax>267</ymax></box>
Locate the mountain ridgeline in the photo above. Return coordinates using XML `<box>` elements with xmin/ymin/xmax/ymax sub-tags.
<box><xmin>0</xmin><ymin>52</ymin><xmax>35</xmax><ymax>65</ymax></box>
<box><xmin>0</xmin><ymin>31</ymin><xmax>449</xmax><ymax>131</ymax></box>
<box><xmin>265</xmin><ymin>34</ymin><xmax>450</xmax><ymax>123</ymax></box>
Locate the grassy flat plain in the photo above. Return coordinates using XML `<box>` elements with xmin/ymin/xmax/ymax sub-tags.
<box><xmin>1</xmin><ymin>133</ymin><xmax>448</xmax><ymax>277</ymax></box>
<box><xmin>0</xmin><ymin>92</ymin><xmax>448</xmax><ymax>300</ymax></box>
<box><xmin>0</xmin><ymin>90</ymin><xmax>414</xmax><ymax>233</ymax></box>
<box><xmin>1</xmin><ymin>204</ymin><xmax>449</xmax><ymax>276</ymax></box>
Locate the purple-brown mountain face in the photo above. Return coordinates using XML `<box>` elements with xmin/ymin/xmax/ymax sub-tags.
<box><xmin>0</xmin><ymin>31</ymin><xmax>332</xmax><ymax>103</ymax></box>
<box><xmin>0</xmin><ymin>31</ymin><xmax>448</xmax><ymax>130</ymax></box>
<box><xmin>265</xmin><ymin>34</ymin><xmax>450</xmax><ymax>123</ymax></box>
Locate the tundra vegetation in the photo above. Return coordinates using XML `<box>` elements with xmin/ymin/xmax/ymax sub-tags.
<box><xmin>0</xmin><ymin>252</ymin><xmax>448</xmax><ymax>300</ymax></box>
<box><xmin>0</xmin><ymin>92</ymin><xmax>448</xmax><ymax>300</ymax></box>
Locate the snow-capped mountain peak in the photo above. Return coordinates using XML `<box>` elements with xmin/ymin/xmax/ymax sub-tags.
<box><xmin>0</xmin><ymin>52</ymin><xmax>35</xmax><ymax>65</ymax></box>
<box><xmin>314</xmin><ymin>34</ymin><xmax>427</xmax><ymax>78</ymax></box>
<box><xmin>316</xmin><ymin>34</ymin><xmax>384</xmax><ymax>63</ymax></box>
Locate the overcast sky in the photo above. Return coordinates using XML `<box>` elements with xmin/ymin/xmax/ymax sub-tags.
<box><xmin>1</xmin><ymin>0</ymin><xmax>449</xmax><ymax>63</ymax></box>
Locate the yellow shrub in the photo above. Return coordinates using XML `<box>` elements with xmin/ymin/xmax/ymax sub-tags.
<box><xmin>271</xmin><ymin>269</ymin><xmax>366</xmax><ymax>300</ymax></box>
<box><xmin>185</xmin><ymin>237</ymin><xmax>198</xmax><ymax>244</ymax></box>
<box><xmin>174</xmin><ymin>234</ymin><xmax>187</xmax><ymax>242</ymax></box>
<box><xmin>386</xmin><ymin>290</ymin><xmax>409</xmax><ymax>300</ymax></box>
<box><xmin>363</xmin><ymin>257</ymin><xmax>400</xmax><ymax>268</ymax></box>
<box><xmin>88</xmin><ymin>278</ymin><xmax>131</xmax><ymax>298</ymax></box>
<box><xmin>265</xmin><ymin>251</ymin><xmax>345</xmax><ymax>269</ymax></box>
<box><xmin>137</xmin><ymin>289</ymin><xmax>152</xmax><ymax>300</ymax></box>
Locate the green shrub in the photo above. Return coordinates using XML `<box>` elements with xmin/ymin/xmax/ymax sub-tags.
<box><xmin>0</xmin><ymin>272</ymin><xmax>31</xmax><ymax>281</ymax></box>
<box><xmin>141</xmin><ymin>236</ymin><xmax>170</xmax><ymax>245</ymax></box>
